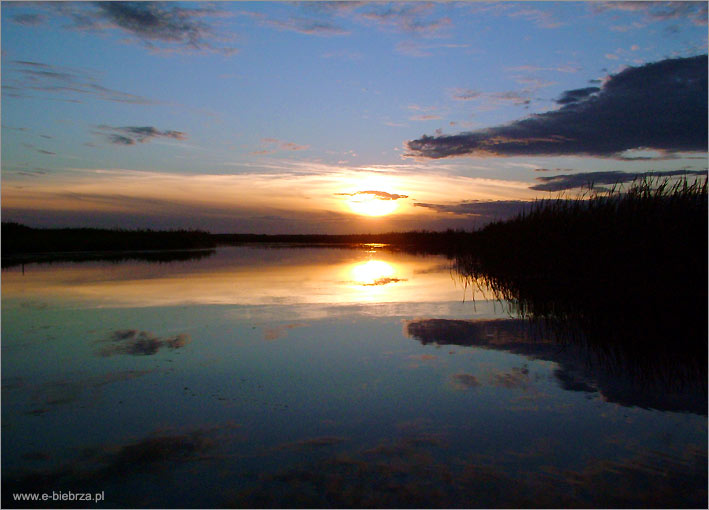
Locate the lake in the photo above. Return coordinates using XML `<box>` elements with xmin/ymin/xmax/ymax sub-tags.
<box><xmin>2</xmin><ymin>245</ymin><xmax>706</xmax><ymax>508</ymax></box>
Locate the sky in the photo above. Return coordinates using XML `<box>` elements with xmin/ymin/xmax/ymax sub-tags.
<box><xmin>2</xmin><ymin>1</ymin><xmax>707</xmax><ymax>234</ymax></box>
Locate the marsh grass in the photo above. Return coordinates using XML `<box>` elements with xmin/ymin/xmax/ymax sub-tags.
<box><xmin>455</xmin><ymin>176</ymin><xmax>708</xmax><ymax>387</ymax></box>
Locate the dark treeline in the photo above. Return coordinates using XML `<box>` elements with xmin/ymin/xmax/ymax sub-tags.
<box><xmin>214</xmin><ymin>230</ymin><xmax>471</xmax><ymax>255</ymax></box>
<box><xmin>1</xmin><ymin>248</ymin><xmax>216</xmax><ymax>269</ymax></box>
<box><xmin>2</xmin><ymin>222</ymin><xmax>217</xmax><ymax>258</ymax></box>
<box><xmin>1</xmin><ymin>223</ymin><xmax>474</xmax><ymax>260</ymax></box>
<box><xmin>454</xmin><ymin>177</ymin><xmax>708</xmax><ymax>387</ymax></box>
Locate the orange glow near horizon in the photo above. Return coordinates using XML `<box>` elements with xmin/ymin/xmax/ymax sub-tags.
<box><xmin>347</xmin><ymin>195</ymin><xmax>400</xmax><ymax>216</ymax></box>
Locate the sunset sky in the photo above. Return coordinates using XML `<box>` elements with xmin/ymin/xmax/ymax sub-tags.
<box><xmin>2</xmin><ymin>1</ymin><xmax>707</xmax><ymax>233</ymax></box>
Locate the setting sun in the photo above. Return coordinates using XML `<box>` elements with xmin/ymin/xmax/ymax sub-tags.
<box><xmin>347</xmin><ymin>194</ymin><xmax>400</xmax><ymax>216</ymax></box>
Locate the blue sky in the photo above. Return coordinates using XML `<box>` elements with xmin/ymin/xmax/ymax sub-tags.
<box><xmin>2</xmin><ymin>1</ymin><xmax>707</xmax><ymax>233</ymax></box>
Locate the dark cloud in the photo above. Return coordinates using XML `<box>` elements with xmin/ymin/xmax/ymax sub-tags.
<box><xmin>97</xmin><ymin>125</ymin><xmax>187</xmax><ymax>145</ymax></box>
<box><xmin>556</xmin><ymin>86</ymin><xmax>600</xmax><ymax>105</ymax></box>
<box><xmin>336</xmin><ymin>190</ymin><xmax>409</xmax><ymax>200</ymax></box>
<box><xmin>97</xmin><ymin>329</ymin><xmax>191</xmax><ymax>356</ymax></box>
<box><xmin>530</xmin><ymin>169</ymin><xmax>708</xmax><ymax>192</ymax></box>
<box><xmin>109</xmin><ymin>134</ymin><xmax>136</xmax><ymax>146</ymax></box>
<box><xmin>406</xmin><ymin>55</ymin><xmax>708</xmax><ymax>158</ymax></box>
<box><xmin>50</xmin><ymin>1</ymin><xmax>238</xmax><ymax>55</ymax></box>
<box><xmin>414</xmin><ymin>200</ymin><xmax>531</xmax><ymax>219</ymax></box>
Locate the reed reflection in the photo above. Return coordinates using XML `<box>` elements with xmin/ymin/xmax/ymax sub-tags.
<box><xmin>405</xmin><ymin>318</ymin><xmax>707</xmax><ymax>415</ymax></box>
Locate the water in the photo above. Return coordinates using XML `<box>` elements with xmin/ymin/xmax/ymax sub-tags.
<box><xmin>2</xmin><ymin>246</ymin><xmax>706</xmax><ymax>508</ymax></box>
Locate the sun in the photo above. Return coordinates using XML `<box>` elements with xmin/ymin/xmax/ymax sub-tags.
<box><xmin>348</xmin><ymin>194</ymin><xmax>399</xmax><ymax>216</ymax></box>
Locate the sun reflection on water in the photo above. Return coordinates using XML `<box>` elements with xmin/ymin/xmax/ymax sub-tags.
<box><xmin>350</xmin><ymin>260</ymin><xmax>396</xmax><ymax>286</ymax></box>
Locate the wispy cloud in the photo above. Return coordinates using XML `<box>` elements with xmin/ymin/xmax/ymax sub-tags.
<box><xmin>414</xmin><ymin>200</ymin><xmax>531</xmax><ymax>220</ymax></box>
<box><xmin>449</xmin><ymin>88</ymin><xmax>535</xmax><ymax>111</ymax></box>
<box><xmin>395</xmin><ymin>40</ymin><xmax>468</xmax><ymax>57</ymax></box>
<box><xmin>5</xmin><ymin>60</ymin><xmax>155</xmax><ymax>105</ymax></box>
<box><xmin>251</xmin><ymin>138</ymin><xmax>310</xmax><ymax>154</ymax></box>
<box><xmin>335</xmin><ymin>190</ymin><xmax>409</xmax><ymax>200</ymax></box>
<box><xmin>530</xmin><ymin>169</ymin><xmax>708</xmax><ymax>192</ymax></box>
<box><xmin>258</xmin><ymin>1</ymin><xmax>451</xmax><ymax>41</ymax></box>
<box><xmin>11</xmin><ymin>13</ymin><xmax>47</xmax><ymax>26</ymax></box>
<box><xmin>96</xmin><ymin>125</ymin><xmax>187</xmax><ymax>146</ymax></box>
<box><xmin>357</xmin><ymin>3</ymin><xmax>452</xmax><ymax>36</ymax></box>
<box><xmin>467</xmin><ymin>3</ymin><xmax>564</xmax><ymax>29</ymax></box>
<box><xmin>407</xmin><ymin>55</ymin><xmax>708</xmax><ymax>159</ymax></box>
<box><xmin>264</xmin><ymin>16</ymin><xmax>349</xmax><ymax>36</ymax></box>
<box><xmin>593</xmin><ymin>1</ymin><xmax>708</xmax><ymax>26</ymax></box>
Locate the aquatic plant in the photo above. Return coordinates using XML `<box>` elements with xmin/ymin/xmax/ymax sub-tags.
<box><xmin>454</xmin><ymin>176</ymin><xmax>708</xmax><ymax>388</ymax></box>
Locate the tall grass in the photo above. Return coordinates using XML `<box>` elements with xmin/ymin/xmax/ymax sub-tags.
<box><xmin>455</xmin><ymin>176</ymin><xmax>708</xmax><ymax>387</ymax></box>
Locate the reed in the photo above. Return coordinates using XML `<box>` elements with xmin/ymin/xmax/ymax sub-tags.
<box><xmin>454</xmin><ymin>175</ymin><xmax>708</xmax><ymax>387</ymax></box>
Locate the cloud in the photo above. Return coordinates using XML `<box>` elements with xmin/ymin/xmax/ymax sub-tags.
<box><xmin>530</xmin><ymin>169</ymin><xmax>708</xmax><ymax>192</ymax></box>
<box><xmin>468</xmin><ymin>3</ymin><xmax>563</xmax><ymax>29</ymax></box>
<box><xmin>264</xmin><ymin>17</ymin><xmax>349</xmax><ymax>36</ymax></box>
<box><xmin>50</xmin><ymin>1</ymin><xmax>238</xmax><ymax>55</ymax></box>
<box><xmin>259</xmin><ymin>2</ymin><xmax>451</xmax><ymax>40</ymax></box>
<box><xmin>593</xmin><ymin>1</ymin><xmax>708</xmax><ymax>26</ymax></box>
<box><xmin>361</xmin><ymin>277</ymin><xmax>407</xmax><ymax>286</ymax></box>
<box><xmin>11</xmin><ymin>13</ymin><xmax>47</xmax><ymax>26</ymax></box>
<box><xmin>555</xmin><ymin>87</ymin><xmax>600</xmax><ymax>105</ymax></box>
<box><xmin>395</xmin><ymin>40</ymin><xmax>469</xmax><ymax>57</ymax></box>
<box><xmin>5</xmin><ymin>60</ymin><xmax>155</xmax><ymax>104</ymax></box>
<box><xmin>252</xmin><ymin>138</ymin><xmax>310</xmax><ymax>154</ymax></box>
<box><xmin>356</xmin><ymin>2</ymin><xmax>451</xmax><ymax>36</ymax></box>
<box><xmin>451</xmin><ymin>88</ymin><xmax>483</xmax><ymax>101</ymax></box>
<box><xmin>414</xmin><ymin>200</ymin><xmax>531</xmax><ymax>220</ymax></box>
<box><xmin>97</xmin><ymin>125</ymin><xmax>187</xmax><ymax>145</ymax></box>
<box><xmin>406</xmin><ymin>55</ymin><xmax>708</xmax><ymax>159</ymax></box>
<box><xmin>336</xmin><ymin>190</ymin><xmax>409</xmax><ymax>200</ymax></box>
<box><xmin>411</xmin><ymin>114</ymin><xmax>442</xmax><ymax>121</ymax></box>
<box><xmin>97</xmin><ymin>329</ymin><xmax>191</xmax><ymax>356</ymax></box>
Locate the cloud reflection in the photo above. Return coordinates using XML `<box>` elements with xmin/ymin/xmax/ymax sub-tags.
<box><xmin>97</xmin><ymin>330</ymin><xmax>191</xmax><ymax>357</ymax></box>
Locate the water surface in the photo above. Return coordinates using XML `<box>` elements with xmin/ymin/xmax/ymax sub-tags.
<box><xmin>2</xmin><ymin>246</ymin><xmax>706</xmax><ymax>508</ymax></box>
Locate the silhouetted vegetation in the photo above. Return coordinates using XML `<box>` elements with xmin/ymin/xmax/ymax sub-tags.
<box><xmin>214</xmin><ymin>230</ymin><xmax>471</xmax><ymax>256</ymax></box>
<box><xmin>453</xmin><ymin>177</ymin><xmax>708</xmax><ymax>387</ymax></box>
<box><xmin>2</xmin><ymin>223</ymin><xmax>216</xmax><ymax>263</ymax></box>
<box><xmin>1</xmin><ymin>249</ymin><xmax>216</xmax><ymax>269</ymax></box>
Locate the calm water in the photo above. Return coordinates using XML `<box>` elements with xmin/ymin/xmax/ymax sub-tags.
<box><xmin>2</xmin><ymin>246</ymin><xmax>706</xmax><ymax>508</ymax></box>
